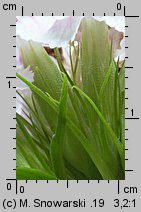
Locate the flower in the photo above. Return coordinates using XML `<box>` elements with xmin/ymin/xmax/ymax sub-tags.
<box><xmin>16</xmin><ymin>16</ymin><xmax>125</xmax><ymax>61</ymax></box>
<box><xmin>16</xmin><ymin>16</ymin><xmax>61</xmax><ymax>43</ymax></box>
<box><xmin>16</xmin><ymin>16</ymin><xmax>82</xmax><ymax>48</ymax></box>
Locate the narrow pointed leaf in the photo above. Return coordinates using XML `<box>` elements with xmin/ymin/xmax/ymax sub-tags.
<box><xmin>50</xmin><ymin>75</ymin><xmax>68</xmax><ymax>179</ymax></box>
<box><xmin>16</xmin><ymin>168</ymin><xmax>58</xmax><ymax>180</ymax></box>
<box><xmin>73</xmin><ymin>85</ymin><xmax>124</xmax><ymax>169</ymax></box>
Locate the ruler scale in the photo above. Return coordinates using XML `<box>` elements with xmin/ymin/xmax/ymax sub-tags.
<box><xmin>0</xmin><ymin>0</ymin><xmax>141</xmax><ymax>211</ymax></box>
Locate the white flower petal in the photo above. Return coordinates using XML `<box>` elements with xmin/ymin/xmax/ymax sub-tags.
<box><xmin>41</xmin><ymin>16</ymin><xmax>82</xmax><ymax>48</ymax></box>
<box><xmin>16</xmin><ymin>45</ymin><xmax>22</xmax><ymax>67</ymax></box>
<box><xmin>16</xmin><ymin>16</ymin><xmax>125</xmax><ymax>62</ymax></box>
<box><xmin>16</xmin><ymin>16</ymin><xmax>82</xmax><ymax>48</ymax></box>
<box><xmin>16</xmin><ymin>17</ymin><xmax>59</xmax><ymax>43</ymax></box>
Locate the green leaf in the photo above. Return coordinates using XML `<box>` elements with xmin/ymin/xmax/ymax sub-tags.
<box><xmin>17</xmin><ymin>73</ymin><xmax>102</xmax><ymax>178</ymax></box>
<box><xmin>16</xmin><ymin>73</ymin><xmax>113</xmax><ymax>178</ymax></box>
<box><xmin>73</xmin><ymin>85</ymin><xmax>124</xmax><ymax>170</ymax></box>
<box><xmin>50</xmin><ymin>75</ymin><xmax>68</xmax><ymax>179</ymax></box>
<box><xmin>16</xmin><ymin>114</ymin><xmax>52</xmax><ymax>173</ymax></box>
<box><xmin>16</xmin><ymin>73</ymin><xmax>58</xmax><ymax>112</ymax></box>
<box><xmin>80</xmin><ymin>18</ymin><xmax>111</xmax><ymax>104</ymax></box>
<box><xmin>18</xmin><ymin>38</ymin><xmax>62</xmax><ymax>100</ymax></box>
<box><xmin>67</xmin><ymin>117</ymin><xmax>115</xmax><ymax>179</ymax></box>
<box><xmin>99</xmin><ymin>63</ymin><xmax>112</xmax><ymax>106</ymax></box>
<box><xmin>17</xmin><ymin>126</ymin><xmax>45</xmax><ymax>170</ymax></box>
<box><xmin>54</xmin><ymin>48</ymin><xmax>74</xmax><ymax>86</ymax></box>
<box><xmin>16</xmin><ymin>168</ymin><xmax>58</xmax><ymax>180</ymax></box>
<box><xmin>16</xmin><ymin>57</ymin><xmax>124</xmax><ymax>179</ymax></box>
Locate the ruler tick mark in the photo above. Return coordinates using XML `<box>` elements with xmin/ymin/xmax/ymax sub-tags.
<box><xmin>6</xmin><ymin>77</ymin><xmax>16</xmax><ymax>79</ymax></box>
<box><xmin>125</xmin><ymin>117</ymin><xmax>139</xmax><ymax>120</ymax></box>
<box><xmin>16</xmin><ymin>180</ymin><xmax>18</xmax><ymax>194</ymax></box>
<box><xmin>125</xmin><ymin>66</ymin><xmax>133</xmax><ymax>69</ymax></box>
<box><xmin>125</xmin><ymin>16</ymin><xmax>139</xmax><ymax>18</ymax></box>
<box><xmin>118</xmin><ymin>180</ymin><xmax>120</xmax><ymax>194</ymax></box>
<box><xmin>73</xmin><ymin>10</ymin><xmax>74</xmax><ymax>16</ymax></box>
<box><xmin>124</xmin><ymin>6</ymin><xmax>126</xmax><ymax>16</ymax></box>
<box><xmin>22</xmin><ymin>6</ymin><xmax>24</xmax><ymax>16</ymax></box>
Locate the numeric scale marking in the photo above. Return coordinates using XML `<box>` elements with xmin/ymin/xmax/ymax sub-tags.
<box><xmin>4</xmin><ymin>2</ymin><xmax>140</xmax><ymax>202</ymax></box>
